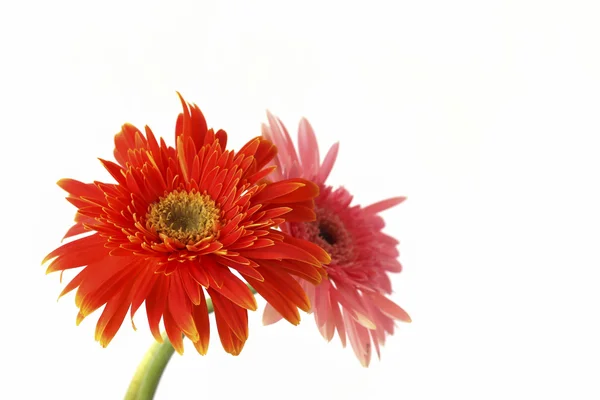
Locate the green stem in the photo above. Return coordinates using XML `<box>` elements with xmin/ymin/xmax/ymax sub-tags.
<box><xmin>124</xmin><ymin>286</ymin><xmax>256</xmax><ymax>400</ymax></box>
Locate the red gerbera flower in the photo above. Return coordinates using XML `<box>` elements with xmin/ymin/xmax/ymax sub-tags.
<box><xmin>42</xmin><ymin>94</ymin><xmax>330</xmax><ymax>356</ymax></box>
<box><xmin>261</xmin><ymin>112</ymin><xmax>411</xmax><ymax>367</ymax></box>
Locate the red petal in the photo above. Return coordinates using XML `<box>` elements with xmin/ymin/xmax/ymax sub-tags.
<box><xmin>176</xmin><ymin>136</ymin><xmax>190</xmax><ymax>182</ymax></box>
<box><xmin>202</xmin><ymin>257</ymin><xmax>224</xmax><ymax>288</ymax></box>
<box><xmin>77</xmin><ymin>264</ymin><xmax>139</xmax><ymax>319</ymax></box>
<box><xmin>167</xmin><ymin>272</ymin><xmax>199</xmax><ymax>341</ymax></box>
<box><xmin>280</xmin><ymin>232</ymin><xmax>331</xmax><ymax>264</ymax></box>
<box><xmin>208</xmin><ymin>289</ymin><xmax>248</xmax><ymax>341</ymax></box>
<box><xmin>98</xmin><ymin>158</ymin><xmax>128</xmax><ymax>186</ymax></box>
<box><xmin>94</xmin><ymin>283</ymin><xmax>133</xmax><ymax>348</ymax></box>
<box><xmin>268</xmin><ymin>179</ymin><xmax>319</xmax><ymax>204</ymax></box>
<box><xmin>191</xmin><ymin>291</ymin><xmax>210</xmax><ymax>355</ymax></box>
<box><xmin>58</xmin><ymin>267</ymin><xmax>86</xmax><ymax>299</ymax></box>
<box><xmin>260</xmin><ymin>258</ymin><xmax>323</xmax><ymax>286</ymax></box>
<box><xmin>62</xmin><ymin>222</ymin><xmax>91</xmax><ymax>240</ymax></box>
<box><xmin>237</xmin><ymin>137</ymin><xmax>260</xmax><ymax>159</ymax></box>
<box><xmin>146</xmin><ymin>277</ymin><xmax>170</xmax><ymax>342</ymax></box>
<box><xmin>248</xmin><ymin>278</ymin><xmax>301</xmax><ymax>325</ymax></box>
<box><xmin>180</xmin><ymin>269</ymin><xmax>202</xmax><ymax>305</ymax></box>
<box><xmin>163</xmin><ymin>307</ymin><xmax>185</xmax><ymax>355</ymax></box>
<box><xmin>275</xmin><ymin>205</ymin><xmax>315</xmax><ymax>223</ymax></box>
<box><xmin>246</xmin><ymin>165</ymin><xmax>277</xmax><ymax>185</ymax></box>
<box><xmin>219</xmin><ymin>227</ymin><xmax>245</xmax><ymax>248</ymax></box>
<box><xmin>251</xmin><ymin>180</ymin><xmax>306</xmax><ymax>203</ymax></box>
<box><xmin>130</xmin><ymin>265</ymin><xmax>159</xmax><ymax>328</ymax></box>
<box><xmin>260</xmin><ymin>266</ymin><xmax>311</xmax><ymax>313</ymax></box>
<box><xmin>240</xmin><ymin>240</ymin><xmax>321</xmax><ymax>266</ymax></box>
<box><xmin>210</xmin><ymin>268</ymin><xmax>257</xmax><ymax>311</ymax></box>
<box><xmin>188</xmin><ymin>261</ymin><xmax>210</xmax><ymax>287</ymax></box>
<box><xmin>43</xmin><ymin>234</ymin><xmax>106</xmax><ymax>270</ymax></box>
<box><xmin>209</xmin><ymin>290</ymin><xmax>248</xmax><ymax>355</ymax></box>
<box><xmin>252</xmin><ymin>138</ymin><xmax>278</xmax><ymax>171</ymax></box>
<box><xmin>114</xmin><ymin>124</ymin><xmax>146</xmax><ymax>166</ymax></box>
<box><xmin>57</xmin><ymin>179</ymin><xmax>105</xmax><ymax>202</ymax></box>
<box><xmin>74</xmin><ymin>256</ymin><xmax>133</xmax><ymax>309</ymax></box>
<box><xmin>216</xmin><ymin>255</ymin><xmax>264</xmax><ymax>282</ymax></box>
<box><xmin>189</xmin><ymin>100</ymin><xmax>209</xmax><ymax>150</ymax></box>
<box><xmin>215</xmin><ymin>129</ymin><xmax>227</xmax><ymax>149</ymax></box>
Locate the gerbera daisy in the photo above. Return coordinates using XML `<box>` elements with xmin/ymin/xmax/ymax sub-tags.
<box><xmin>42</xmin><ymin>94</ymin><xmax>330</xmax><ymax>356</ymax></box>
<box><xmin>261</xmin><ymin>113</ymin><xmax>411</xmax><ymax>367</ymax></box>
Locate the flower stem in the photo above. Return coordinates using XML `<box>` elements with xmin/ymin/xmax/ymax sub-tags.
<box><xmin>124</xmin><ymin>286</ymin><xmax>256</xmax><ymax>400</ymax></box>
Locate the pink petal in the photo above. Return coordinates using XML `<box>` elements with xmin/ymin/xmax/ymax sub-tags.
<box><xmin>343</xmin><ymin>309</ymin><xmax>372</xmax><ymax>367</ymax></box>
<box><xmin>300</xmin><ymin>279</ymin><xmax>316</xmax><ymax>312</ymax></box>
<box><xmin>329</xmin><ymin>289</ymin><xmax>347</xmax><ymax>347</ymax></box>
<box><xmin>313</xmin><ymin>281</ymin><xmax>331</xmax><ymax>328</ymax></box>
<box><xmin>298</xmin><ymin>118</ymin><xmax>320</xmax><ymax>178</ymax></box>
<box><xmin>370</xmin><ymin>329</ymin><xmax>382</xmax><ymax>360</ymax></box>
<box><xmin>316</xmin><ymin>142</ymin><xmax>339</xmax><ymax>184</ymax></box>
<box><xmin>368</xmin><ymin>292</ymin><xmax>411</xmax><ymax>323</ymax></box>
<box><xmin>363</xmin><ymin>197</ymin><xmax>407</xmax><ymax>214</ymax></box>
<box><xmin>265</xmin><ymin>111</ymin><xmax>300</xmax><ymax>174</ymax></box>
<box><xmin>334</xmin><ymin>282</ymin><xmax>376</xmax><ymax>329</ymax></box>
<box><xmin>262</xmin><ymin>303</ymin><xmax>284</xmax><ymax>325</ymax></box>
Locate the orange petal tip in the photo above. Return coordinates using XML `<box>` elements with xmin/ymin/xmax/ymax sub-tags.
<box><xmin>193</xmin><ymin>341</ymin><xmax>209</xmax><ymax>356</ymax></box>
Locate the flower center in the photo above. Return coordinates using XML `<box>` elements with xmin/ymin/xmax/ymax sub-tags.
<box><xmin>291</xmin><ymin>206</ymin><xmax>354</xmax><ymax>264</ymax></box>
<box><xmin>318</xmin><ymin>222</ymin><xmax>338</xmax><ymax>245</ymax></box>
<box><xmin>147</xmin><ymin>190</ymin><xmax>220</xmax><ymax>243</ymax></box>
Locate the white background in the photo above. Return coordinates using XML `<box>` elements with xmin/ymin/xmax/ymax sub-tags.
<box><xmin>1</xmin><ymin>0</ymin><xmax>599</xmax><ymax>399</ymax></box>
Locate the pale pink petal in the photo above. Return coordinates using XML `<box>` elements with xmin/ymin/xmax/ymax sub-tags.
<box><xmin>301</xmin><ymin>279</ymin><xmax>316</xmax><ymax>311</ymax></box>
<box><xmin>316</xmin><ymin>142</ymin><xmax>339</xmax><ymax>184</ymax></box>
<box><xmin>261</xmin><ymin>122</ymin><xmax>275</xmax><ymax>149</ymax></box>
<box><xmin>363</xmin><ymin>298</ymin><xmax>389</xmax><ymax>359</ymax></box>
<box><xmin>275</xmin><ymin>116</ymin><xmax>298</xmax><ymax>163</ymax></box>
<box><xmin>329</xmin><ymin>289</ymin><xmax>347</xmax><ymax>347</ymax></box>
<box><xmin>265</xmin><ymin>111</ymin><xmax>300</xmax><ymax>175</ymax></box>
<box><xmin>262</xmin><ymin>303</ymin><xmax>284</xmax><ymax>325</ymax></box>
<box><xmin>313</xmin><ymin>281</ymin><xmax>331</xmax><ymax>328</ymax></box>
<box><xmin>288</xmin><ymin>162</ymin><xmax>302</xmax><ymax>179</ymax></box>
<box><xmin>343</xmin><ymin>309</ymin><xmax>372</xmax><ymax>367</ymax></box>
<box><xmin>370</xmin><ymin>329</ymin><xmax>381</xmax><ymax>360</ymax></box>
<box><xmin>381</xmin><ymin>258</ymin><xmax>403</xmax><ymax>273</ymax></box>
<box><xmin>375</xmin><ymin>273</ymin><xmax>393</xmax><ymax>294</ymax></box>
<box><xmin>368</xmin><ymin>292</ymin><xmax>412</xmax><ymax>323</ymax></box>
<box><xmin>363</xmin><ymin>196</ymin><xmax>407</xmax><ymax>214</ymax></box>
<box><xmin>261</xmin><ymin>123</ymin><xmax>284</xmax><ymax>182</ymax></box>
<box><xmin>334</xmin><ymin>282</ymin><xmax>376</xmax><ymax>329</ymax></box>
<box><xmin>318</xmin><ymin>312</ymin><xmax>336</xmax><ymax>342</ymax></box>
<box><xmin>298</xmin><ymin>118</ymin><xmax>320</xmax><ymax>179</ymax></box>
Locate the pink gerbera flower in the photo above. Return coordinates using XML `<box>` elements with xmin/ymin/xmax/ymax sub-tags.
<box><xmin>261</xmin><ymin>113</ymin><xmax>411</xmax><ymax>367</ymax></box>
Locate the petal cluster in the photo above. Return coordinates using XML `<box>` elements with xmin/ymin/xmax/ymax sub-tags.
<box><xmin>262</xmin><ymin>112</ymin><xmax>410</xmax><ymax>366</ymax></box>
<box><xmin>43</xmin><ymin>95</ymin><xmax>329</xmax><ymax>356</ymax></box>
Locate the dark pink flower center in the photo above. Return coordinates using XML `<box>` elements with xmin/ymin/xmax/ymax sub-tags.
<box><xmin>318</xmin><ymin>222</ymin><xmax>337</xmax><ymax>245</ymax></box>
<box><xmin>291</xmin><ymin>206</ymin><xmax>354</xmax><ymax>265</ymax></box>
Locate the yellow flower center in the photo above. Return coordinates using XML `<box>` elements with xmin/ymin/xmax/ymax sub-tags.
<box><xmin>147</xmin><ymin>190</ymin><xmax>220</xmax><ymax>243</ymax></box>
